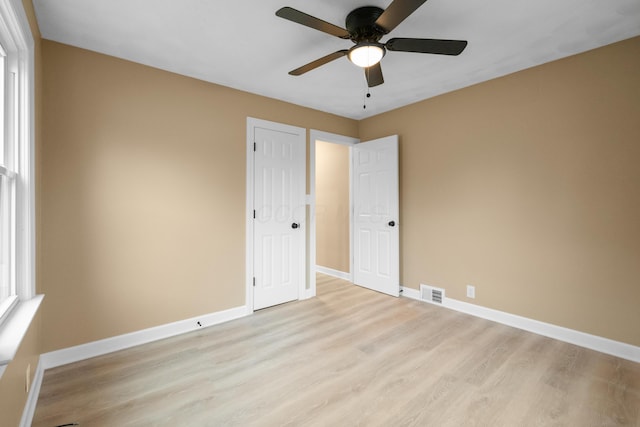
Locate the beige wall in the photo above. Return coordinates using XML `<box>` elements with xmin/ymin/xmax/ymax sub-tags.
<box><xmin>359</xmin><ymin>37</ymin><xmax>640</xmax><ymax>346</ymax></box>
<box><xmin>40</xmin><ymin>40</ymin><xmax>357</xmax><ymax>352</ymax></box>
<box><xmin>0</xmin><ymin>0</ymin><xmax>43</xmax><ymax>423</ymax></box>
<box><xmin>316</xmin><ymin>141</ymin><xmax>350</xmax><ymax>272</ymax></box>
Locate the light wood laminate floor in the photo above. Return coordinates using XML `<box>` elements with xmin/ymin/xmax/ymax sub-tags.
<box><xmin>34</xmin><ymin>274</ymin><xmax>639</xmax><ymax>426</ymax></box>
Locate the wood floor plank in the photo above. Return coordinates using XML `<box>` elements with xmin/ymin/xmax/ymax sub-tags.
<box><xmin>33</xmin><ymin>275</ymin><xmax>640</xmax><ymax>427</ymax></box>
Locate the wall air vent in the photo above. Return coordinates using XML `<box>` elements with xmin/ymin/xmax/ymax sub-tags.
<box><xmin>420</xmin><ymin>284</ymin><xmax>445</xmax><ymax>305</ymax></box>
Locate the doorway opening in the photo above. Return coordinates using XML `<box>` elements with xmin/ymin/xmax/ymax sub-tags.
<box><xmin>309</xmin><ymin>130</ymin><xmax>359</xmax><ymax>297</ymax></box>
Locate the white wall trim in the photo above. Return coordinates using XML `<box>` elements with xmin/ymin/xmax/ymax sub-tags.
<box><xmin>0</xmin><ymin>294</ymin><xmax>43</xmax><ymax>372</ymax></box>
<box><xmin>19</xmin><ymin>356</ymin><xmax>43</xmax><ymax>427</ymax></box>
<box><xmin>305</xmin><ymin>191</ymin><xmax>315</xmax><ymax>301</ymax></box>
<box><xmin>400</xmin><ymin>286</ymin><xmax>640</xmax><ymax>363</ymax></box>
<box><xmin>40</xmin><ymin>305</ymin><xmax>249</xmax><ymax>370</ymax></box>
<box><xmin>400</xmin><ymin>286</ymin><xmax>421</xmax><ymax>300</ymax></box>
<box><xmin>316</xmin><ymin>265</ymin><xmax>352</xmax><ymax>281</ymax></box>
<box><xmin>303</xmin><ymin>287</ymin><xmax>316</xmax><ymax>300</ymax></box>
<box><xmin>245</xmin><ymin>118</ymin><xmax>258</xmax><ymax>314</ymax></box>
<box><xmin>348</xmin><ymin>146</ymin><xmax>354</xmax><ymax>280</ymax></box>
<box><xmin>311</xmin><ymin>130</ymin><xmax>360</xmax><ymax>148</ymax></box>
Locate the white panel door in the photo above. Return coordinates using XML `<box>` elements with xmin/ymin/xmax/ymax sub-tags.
<box><xmin>353</xmin><ymin>135</ymin><xmax>399</xmax><ymax>297</ymax></box>
<box><xmin>253</xmin><ymin>127</ymin><xmax>305</xmax><ymax>310</ymax></box>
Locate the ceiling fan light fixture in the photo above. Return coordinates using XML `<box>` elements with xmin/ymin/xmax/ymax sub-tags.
<box><xmin>348</xmin><ymin>43</ymin><xmax>385</xmax><ymax>68</ymax></box>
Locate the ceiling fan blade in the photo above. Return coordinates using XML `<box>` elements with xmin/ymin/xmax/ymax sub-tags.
<box><xmin>289</xmin><ymin>50</ymin><xmax>349</xmax><ymax>76</ymax></box>
<box><xmin>375</xmin><ymin>0</ymin><xmax>428</xmax><ymax>33</ymax></box>
<box><xmin>386</xmin><ymin>38</ymin><xmax>468</xmax><ymax>55</ymax></box>
<box><xmin>276</xmin><ymin>7</ymin><xmax>350</xmax><ymax>39</ymax></box>
<box><xmin>365</xmin><ymin>63</ymin><xmax>384</xmax><ymax>87</ymax></box>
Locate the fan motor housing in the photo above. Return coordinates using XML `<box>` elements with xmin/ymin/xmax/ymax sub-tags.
<box><xmin>346</xmin><ymin>6</ymin><xmax>385</xmax><ymax>42</ymax></box>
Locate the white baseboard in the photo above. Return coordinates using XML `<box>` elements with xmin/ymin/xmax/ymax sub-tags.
<box><xmin>400</xmin><ymin>286</ymin><xmax>640</xmax><ymax>363</ymax></box>
<box><xmin>20</xmin><ymin>357</ymin><xmax>44</xmax><ymax>427</ymax></box>
<box><xmin>40</xmin><ymin>305</ymin><xmax>250</xmax><ymax>370</ymax></box>
<box><xmin>316</xmin><ymin>265</ymin><xmax>351</xmax><ymax>281</ymax></box>
<box><xmin>400</xmin><ymin>286</ymin><xmax>421</xmax><ymax>300</ymax></box>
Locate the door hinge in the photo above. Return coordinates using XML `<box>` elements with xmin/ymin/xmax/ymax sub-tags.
<box><xmin>253</xmin><ymin>277</ymin><xmax>256</xmax><ymax>287</ymax></box>
<box><xmin>253</xmin><ymin>142</ymin><xmax>256</xmax><ymax>152</ymax></box>
<box><xmin>253</xmin><ymin>209</ymin><xmax>256</xmax><ymax>219</ymax></box>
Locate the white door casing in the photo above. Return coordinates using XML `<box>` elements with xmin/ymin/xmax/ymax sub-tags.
<box><xmin>352</xmin><ymin>135</ymin><xmax>399</xmax><ymax>297</ymax></box>
<box><xmin>246</xmin><ymin>119</ymin><xmax>306</xmax><ymax>311</ymax></box>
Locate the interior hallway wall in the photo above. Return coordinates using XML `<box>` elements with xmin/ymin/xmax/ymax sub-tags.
<box><xmin>315</xmin><ymin>141</ymin><xmax>350</xmax><ymax>273</ymax></box>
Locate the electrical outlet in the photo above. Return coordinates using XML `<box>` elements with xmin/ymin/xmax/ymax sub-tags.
<box><xmin>25</xmin><ymin>363</ymin><xmax>31</xmax><ymax>394</ymax></box>
<box><xmin>466</xmin><ymin>285</ymin><xmax>475</xmax><ymax>299</ymax></box>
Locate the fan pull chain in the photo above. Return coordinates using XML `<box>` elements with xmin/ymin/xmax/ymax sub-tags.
<box><xmin>363</xmin><ymin>67</ymin><xmax>371</xmax><ymax>109</ymax></box>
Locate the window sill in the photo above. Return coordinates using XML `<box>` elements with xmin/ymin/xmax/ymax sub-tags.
<box><xmin>0</xmin><ymin>294</ymin><xmax>43</xmax><ymax>380</ymax></box>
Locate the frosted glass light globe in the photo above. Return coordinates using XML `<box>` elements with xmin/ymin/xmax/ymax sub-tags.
<box><xmin>348</xmin><ymin>44</ymin><xmax>385</xmax><ymax>68</ymax></box>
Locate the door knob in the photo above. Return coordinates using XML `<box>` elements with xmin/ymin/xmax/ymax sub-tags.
<box><xmin>388</xmin><ymin>221</ymin><xmax>396</xmax><ymax>227</ymax></box>
<box><xmin>291</xmin><ymin>223</ymin><xmax>300</xmax><ymax>229</ymax></box>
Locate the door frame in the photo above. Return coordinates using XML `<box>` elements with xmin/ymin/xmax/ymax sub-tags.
<box><xmin>246</xmin><ymin>117</ymin><xmax>306</xmax><ymax>313</ymax></box>
<box><xmin>309</xmin><ymin>130</ymin><xmax>359</xmax><ymax>298</ymax></box>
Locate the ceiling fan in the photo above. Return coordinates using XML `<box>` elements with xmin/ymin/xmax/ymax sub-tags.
<box><xmin>276</xmin><ymin>0</ymin><xmax>468</xmax><ymax>87</ymax></box>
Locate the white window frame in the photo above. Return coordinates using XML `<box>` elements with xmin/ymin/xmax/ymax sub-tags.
<box><xmin>0</xmin><ymin>0</ymin><xmax>38</xmax><ymax>379</ymax></box>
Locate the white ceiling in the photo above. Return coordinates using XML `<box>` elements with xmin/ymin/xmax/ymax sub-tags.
<box><xmin>33</xmin><ymin>0</ymin><xmax>640</xmax><ymax>120</ymax></box>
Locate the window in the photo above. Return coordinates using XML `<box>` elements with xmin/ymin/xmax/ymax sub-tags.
<box><xmin>0</xmin><ymin>41</ymin><xmax>18</xmax><ymax>323</ymax></box>
<box><xmin>0</xmin><ymin>0</ymin><xmax>36</xmax><ymax>370</ymax></box>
